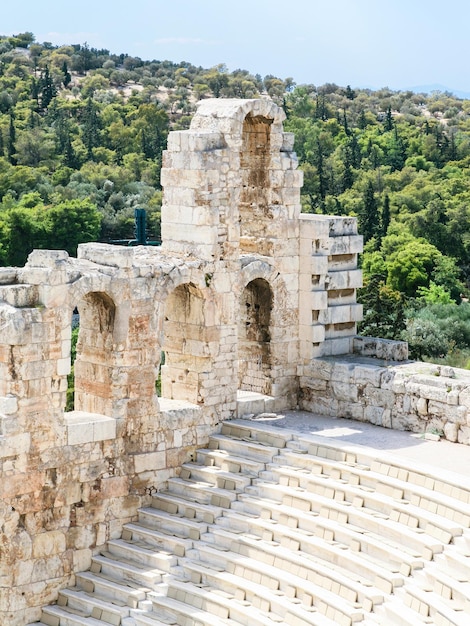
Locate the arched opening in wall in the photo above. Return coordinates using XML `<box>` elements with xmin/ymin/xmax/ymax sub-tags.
<box><xmin>159</xmin><ymin>283</ymin><xmax>208</xmax><ymax>405</ymax></box>
<box><xmin>70</xmin><ymin>292</ymin><xmax>116</xmax><ymax>415</ymax></box>
<box><xmin>239</xmin><ymin>278</ymin><xmax>273</xmax><ymax>395</ymax></box>
<box><xmin>239</xmin><ymin>113</ymin><xmax>273</xmax><ymax>254</ymax></box>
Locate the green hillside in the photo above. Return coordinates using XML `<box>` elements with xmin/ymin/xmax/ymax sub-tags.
<box><xmin>2</xmin><ymin>32</ymin><xmax>470</xmax><ymax>365</ymax></box>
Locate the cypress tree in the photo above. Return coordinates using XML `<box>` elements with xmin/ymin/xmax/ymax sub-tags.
<box><xmin>384</xmin><ymin>105</ymin><xmax>393</xmax><ymax>131</ymax></box>
<box><xmin>8</xmin><ymin>114</ymin><xmax>16</xmax><ymax>165</ymax></box>
<box><xmin>39</xmin><ymin>65</ymin><xmax>57</xmax><ymax>110</ymax></box>
<box><xmin>82</xmin><ymin>97</ymin><xmax>100</xmax><ymax>161</ymax></box>
<box><xmin>358</xmin><ymin>109</ymin><xmax>367</xmax><ymax>130</ymax></box>
<box><xmin>62</xmin><ymin>61</ymin><xmax>71</xmax><ymax>88</ymax></box>
<box><xmin>380</xmin><ymin>194</ymin><xmax>391</xmax><ymax>241</ymax></box>
<box><xmin>359</xmin><ymin>180</ymin><xmax>378</xmax><ymax>243</ymax></box>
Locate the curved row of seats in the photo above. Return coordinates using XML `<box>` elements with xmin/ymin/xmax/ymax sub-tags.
<box><xmin>33</xmin><ymin>419</ymin><xmax>470</xmax><ymax>626</ymax></box>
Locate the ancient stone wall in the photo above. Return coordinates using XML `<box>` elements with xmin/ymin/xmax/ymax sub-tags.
<box><xmin>2</xmin><ymin>97</ymin><xmax>467</xmax><ymax>624</ymax></box>
<box><xmin>300</xmin><ymin>341</ymin><xmax>470</xmax><ymax>445</ymax></box>
<box><xmin>2</xmin><ymin>98</ymin><xmax>360</xmax><ymax>624</ymax></box>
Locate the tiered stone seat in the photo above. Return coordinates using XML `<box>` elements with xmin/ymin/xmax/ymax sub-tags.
<box><xmin>34</xmin><ymin>419</ymin><xmax>470</xmax><ymax>626</ymax></box>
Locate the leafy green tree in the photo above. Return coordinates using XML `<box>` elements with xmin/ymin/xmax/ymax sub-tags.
<box><xmin>402</xmin><ymin>317</ymin><xmax>449</xmax><ymax>360</ymax></box>
<box><xmin>45</xmin><ymin>199</ymin><xmax>101</xmax><ymax>255</ymax></box>
<box><xmin>4</xmin><ymin>206</ymin><xmax>47</xmax><ymax>265</ymax></box>
<box><xmin>417</xmin><ymin>281</ymin><xmax>455</xmax><ymax>304</ymax></box>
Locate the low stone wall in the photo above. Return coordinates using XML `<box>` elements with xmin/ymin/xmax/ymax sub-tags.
<box><xmin>300</xmin><ymin>355</ymin><xmax>470</xmax><ymax>445</ymax></box>
<box><xmin>0</xmin><ymin>401</ymin><xmax>205</xmax><ymax>625</ymax></box>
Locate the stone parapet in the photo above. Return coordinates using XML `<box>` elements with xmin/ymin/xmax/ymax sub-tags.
<box><xmin>300</xmin><ymin>357</ymin><xmax>470</xmax><ymax>445</ymax></box>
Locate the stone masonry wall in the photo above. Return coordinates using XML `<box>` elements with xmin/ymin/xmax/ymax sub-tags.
<box><xmin>0</xmin><ymin>98</ymin><xmax>331</xmax><ymax>624</ymax></box>
<box><xmin>3</xmin><ymin>97</ymin><xmax>468</xmax><ymax>625</ymax></box>
<box><xmin>300</xmin><ymin>352</ymin><xmax>470</xmax><ymax>446</ymax></box>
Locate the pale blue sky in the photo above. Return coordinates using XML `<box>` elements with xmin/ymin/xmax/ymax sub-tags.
<box><xmin>3</xmin><ymin>0</ymin><xmax>470</xmax><ymax>93</ymax></box>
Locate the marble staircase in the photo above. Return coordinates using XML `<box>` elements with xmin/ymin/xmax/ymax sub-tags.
<box><xmin>31</xmin><ymin>420</ymin><xmax>470</xmax><ymax>626</ymax></box>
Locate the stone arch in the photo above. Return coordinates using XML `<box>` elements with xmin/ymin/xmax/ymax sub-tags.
<box><xmin>72</xmin><ymin>290</ymin><xmax>116</xmax><ymax>415</ymax></box>
<box><xmin>237</xmin><ymin>257</ymin><xmax>297</xmax><ymax>406</ymax></box>
<box><xmin>238</xmin><ymin>278</ymin><xmax>273</xmax><ymax>395</ymax></box>
<box><xmin>159</xmin><ymin>281</ymin><xmax>209</xmax><ymax>405</ymax></box>
<box><xmin>190</xmin><ymin>98</ymin><xmax>285</xmax><ymax>142</ymax></box>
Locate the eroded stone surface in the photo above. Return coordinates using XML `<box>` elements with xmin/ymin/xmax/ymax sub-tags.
<box><xmin>0</xmin><ymin>97</ymin><xmax>464</xmax><ymax>624</ymax></box>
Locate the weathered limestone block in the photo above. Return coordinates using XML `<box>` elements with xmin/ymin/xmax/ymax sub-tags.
<box><xmin>338</xmin><ymin>401</ymin><xmax>364</xmax><ymax>421</ymax></box>
<box><xmin>363</xmin><ymin>386</ymin><xmax>396</xmax><ymax>409</ymax></box>
<box><xmin>331</xmin><ymin>381</ymin><xmax>358</xmax><ymax>403</ymax></box>
<box><xmin>417</xmin><ymin>397</ymin><xmax>428</xmax><ymax>416</ymax></box>
<box><xmin>327</xmin><ymin>269</ymin><xmax>363</xmax><ymax>290</ymax></box>
<box><xmin>319</xmin><ymin>303</ymin><xmax>363</xmax><ymax>325</ymax></box>
<box><xmin>32</xmin><ymin>531</ymin><xmax>66</xmax><ymax>559</ymax></box>
<box><xmin>328</xmin><ymin>217</ymin><xmax>358</xmax><ymax>236</ymax></box>
<box><xmin>364</xmin><ymin>405</ymin><xmax>386</xmax><ymax>425</ymax></box>
<box><xmin>458</xmin><ymin>426</ymin><xmax>470</xmax><ymax>445</ymax></box>
<box><xmin>0</xmin><ymin>284</ymin><xmax>38</xmax><ymax>307</ymax></box>
<box><xmin>329</xmin><ymin>235</ymin><xmax>363</xmax><ymax>256</ymax></box>
<box><xmin>353</xmin><ymin>365</ymin><xmax>384</xmax><ymax>387</ymax></box>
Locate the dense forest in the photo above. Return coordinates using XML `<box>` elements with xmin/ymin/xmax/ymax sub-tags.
<box><xmin>2</xmin><ymin>32</ymin><xmax>470</xmax><ymax>366</ymax></box>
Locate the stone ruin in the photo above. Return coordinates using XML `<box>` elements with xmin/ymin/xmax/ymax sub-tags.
<box><xmin>1</xmin><ymin>98</ymin><xmax>470</xmax><ymax>624</ymax></box>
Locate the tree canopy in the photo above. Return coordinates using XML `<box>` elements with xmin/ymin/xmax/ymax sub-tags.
<box><xmin>2</xmin><ymin>33</ymin><xmax>470</xmax><ymax>365</ymax></box>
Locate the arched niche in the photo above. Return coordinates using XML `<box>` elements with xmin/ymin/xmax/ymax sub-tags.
<box><xmin>238</xmin><ymin>278</ymin><xmax>273</xmax><ymax>395</ymax></box>
<box><xmin>160</xmin><ymin>282</ymin><xmax>208</xmax><ymax>405</ymax></box>
<box><xmin>72</xmin><ymin>291</ymin><xmax>116</xmax><ymax>415</ymax></box>
<box><xmin>239</xmin><ymin>113</ymin><xmax>274</xmax><ymax>254</ymax></box>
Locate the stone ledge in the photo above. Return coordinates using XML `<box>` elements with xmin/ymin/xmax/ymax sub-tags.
<box><xmin>64</xmin><ymin>411</ymin><xmax>116</xmax><ymax>445</ymax></box>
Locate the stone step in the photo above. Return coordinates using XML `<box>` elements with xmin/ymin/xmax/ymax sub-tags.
<box><xmin>104</xmin><ymin>538</ymin><xmax>177</xmax><ymax>572</ymax></box>
<box><xmin>208</xmin><ymin>433</ymin><xmax>280</xmax><ymax>463</ymax></box>
<box><xmin>376</xmin><ymin>601</ymin><xmax>434</xmax><ymax>625</ymax></box>
<box><xmin>131</xmin><ymin>612</ymin><xmax>178</xmax><ymax>626</ymax></box>
<box><xmin>75</xmin><ymin>571</ymin><xmax>149</xmax><ymax>609</ymax></box>
<box><xmin>266</xmin><ymin>463</ymin><xmax>464</xmax><ymax>543</ymax></box>
<box><xmin>180</xmin><ymin>561</ymin><xmax>338</xmax><ymax>626</ymax></box>
<box><xmin>419</xmin><ymin>567</ymin><xmax>470</xmax><ymax>613</ymax></box>
<box><xmin>275</xmin><ymin>450</ymin><xmax>470</xmax><ymax>529</ymax></box>
<box><xmin>57</xmin><ymin>588</ymin><xmax>130</xmax><ymax>623</ymax></box>
<box><xmin>246</xmin><ymin>480</ymin><xmax>444</xmax><ymax>559</ymax></box>
<box><xmin>221</xmin><ymin>421</ymin><xmax>292</xmax><ymax>448</ymax></box>
<box><xmin>151</xmin><ymin>491</ymin><xmax>223</xmax><ymax>523</ymax></box>
<box><xmin>122</xmin><ymin>522</ymin><xmax>193</xmax><ymax>558</ymax></box>
<box><xmin>292</xmin><ymin>433</ymin><xmax>470</xmax><ymax>507</ymax></box>
<box><xmin>214</xmin><ymin>510</ymin><xmax>404</xmax><ymax>593</ymax></box>
<box><xmin>236</xmin><ymin>391</ymin><xmax>276</xmax><ymax>418</ymax></box>
<box><xmin>188</xmin><ymin>542</ymin><xmax>368</xmax><ymax>623</ymax></box>
<box><xmin>179</xmin><ymin>462</ymin><xmax>253</xmax><ymax>491</ymax></box>
<box><xmin>144</xmin><ymin>591</ymin><xmax>237</xmax><ymax>626</ymax></box>
<box><xmin>165</xmin><ymin>476</ymin><xmax>237</xmax><ymax>508</ymax></box>
<box><xmin>40</xmin><ymin>604</ymin><xmax>105</xmax><ymax>626</ymax></box>
<box><xmin>137</xmin><ymin>507</ymin><xmax>208</xmax><ymax>541</ymax></box>
<box><xmin>401</xmin><ymin>581</ymin><xmax>470</xmax><ymax>626</ymax></box>
<box><xmin>221</xmin><ymin>504</ymin><xmax>423</xmax><ymax>577</ymax></box>
<box><xmin>436</xmin><ymin>541</ymin><xmax>470</xmax><ymax>582</ymax></box>
<box><xmin>196</xmin><ymin>448</ymin><xmax>266</xmax><ymax>477</ymax></box>
<box><xmin>200</xmin><ymin>528</ymin><xmax>383</xmax><ymax>612</ymax></box>
<box><xmin>92</xmin><ymin>552</ymin><xmax>164</xmax><ymax>588</ymax></box>
<box><xmin>166</xmin><ymin>578</ymin><xmax>341</xmax><ymax>626</ymax></box>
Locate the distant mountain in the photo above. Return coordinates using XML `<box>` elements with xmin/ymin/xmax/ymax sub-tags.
<box><xmin>406</xmin><ymin>83</ymin><xmax>470</xmax><ymax>99</ymax></box>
